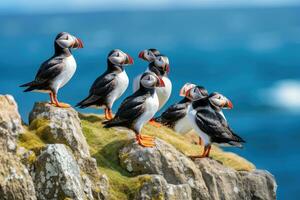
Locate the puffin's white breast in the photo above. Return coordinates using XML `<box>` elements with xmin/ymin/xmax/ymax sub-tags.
<box><xmin>52</xmin><ymin>55</ymin><xmax>76</xmax><ymax>92</ymax></box>
<box><xmin>134</xmin><ymin>92</ymin><xmax>159</xmax><ymax>133</ymax></box>
<box><xmin>156</xmin><ymin>76</ymin><xmax>172</xmax><ymax>110</ymax></box>
<box><xmin>187</xmin><ymin>106</ymin><xmax>211</xmax><ymax>146</ymax></box>
<box><xmin>174</xmin><ymin>113</ymin><xmax>193</xmax><ymax>134</ymax></box>
<box><xmin>107</xmin><ymin>70</ymin><xmax>129</xmax><ymax>108</ymax></box>
<box><xmin>134</xmin><ymin>74</ymin><xmax>172</xmax><ymax>111</ymax></box>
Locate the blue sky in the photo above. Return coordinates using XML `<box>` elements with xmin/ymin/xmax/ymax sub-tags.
<box><xmin>1</xmin><ymin>0</ymin><xmax>300</xmax><ymax>13</ymax></box>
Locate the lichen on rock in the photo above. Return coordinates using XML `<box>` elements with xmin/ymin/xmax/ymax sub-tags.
<box><xmin>34</xmin><ymin>144</ymin><xmax>93</xmax><ymax>200</ymax></box>
<box><xmin>135</xmin><ymin>175</ymin><xmax>192</xmax><ymax>200</ymax></box>
<box><xmin>28</xmin><ymin>102</ymin><xmax>109</xmax><ymax>200</ymax></box>
<box><xmin>0</xmin><ymin>95</ymin><xmax>37</xmax><ymax>200</ymax></box>
<box><xmin>29</xmin><ymin>102</ymin><xmax>90</xmax><ymax>158</ymax></box>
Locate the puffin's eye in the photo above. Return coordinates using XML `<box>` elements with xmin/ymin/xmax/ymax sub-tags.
<box><xmin>116</xmin><ymin>53</ymin><xmax>120</xmax><ymax>57</ymax></box>
<box><xmin>147</xmin><ymin>52</ymin><xmax>150</xmax><ymax>55</ymax></box>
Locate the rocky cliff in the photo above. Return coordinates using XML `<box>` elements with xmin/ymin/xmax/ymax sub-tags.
<box><xmin>0</xmin><ymin>94</ymin><xmax>277</xmax><ymax>200</ymax></box>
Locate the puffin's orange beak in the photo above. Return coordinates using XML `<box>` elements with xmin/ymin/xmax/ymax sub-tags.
<box><xmin>158</xmin><ymin>77</ymin><xmax>165</xmax><ymax>87</ymax></box>
<box><xmin>138</xmin><ymin>51</ymin><xmax>146</xmax><ymax>60</ymax></box>
<box><xmin>185</xmin><ymin>88</ymin><xmax>193</xmax><ymax>100</ymax></box>
<box><xmin>125</xmin><ymin>54</ymin><xmax>134</xmax><ymax>64</ymax></box>
<box><xmin>225</xmin><ymin>100</ymin><xmax>233</xmax><ymax>109</ymax></box>
<box><xmin>73</xmin><ymin>38</ymin><xmax>84</xmax><ymax>48</ymax></box>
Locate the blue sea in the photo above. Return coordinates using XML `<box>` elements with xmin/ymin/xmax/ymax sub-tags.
<box><xmin>0</xmin><ymin>7</ymin><xmax>300</xmax><ymax>199</ymax></box>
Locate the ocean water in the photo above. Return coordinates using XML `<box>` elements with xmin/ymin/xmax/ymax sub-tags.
<box><xmin>0</xmin><ymin>7</ymin><xmax>300</xmax><ymax>199</ymax></box>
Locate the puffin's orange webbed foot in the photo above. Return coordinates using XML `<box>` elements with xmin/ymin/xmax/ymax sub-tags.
<box><xmin>51</xmin><ymin>93</ymin><xmax>71</xmax><ymax>108</ymax></box>
<box><xmin>53</xmin><ymin>102</ymin><xmax>71</xmax><ymax>108</ymax></box>
<box><xmin>140</xmin><ymin>134</ymin><xmax>155</xmax><ymax>141</ymax></box>
<box><xmin>136</xmin><ymin>135</ymin><xmax>155</xmax><ymax>147</ymax></box>
<box><xmin>148</xmin><ymin>119</ymin><xmax>161</xmax><ymax>127</ymax></box>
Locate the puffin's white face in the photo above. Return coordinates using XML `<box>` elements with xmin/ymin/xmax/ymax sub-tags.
<box><xmin>154</xmin><ymin>55</ymin><xmax>170</xmax><ymax>73</ymax></box>
<box><xmin>180</xmin><ymin>83</ymin><xmax>197</xmax><ymax>97</ymax></box>
<box><xmin>187</xmin><ymin>87</ymin><xmax>208</xmax><ymax>101</ymax></box>
<box><xmin>56</xmin><ymin>33</ymin><xmax>83</xmax><ymax>49</ymax></box>
<box><xmin>209</xmin><ymin>93</ymin><xmax>233</xmax><ymax>109</ymax></box>
<box><xmin>140</xmin><ymin>73</ymin><xmax>165</xmax><ymax>89</ymax></box>
<box><xmin>108</xmin><ymin>49</ymin><xmax>134</xmax><ymax>66</ymax></box>
<box><xmin>138</xmin><ymin>49</ymin><xmax>160</xmax><ymax>62</ymax></box>
<box><xmin>139</xmin><ymin>50</ymin><xmax>156</xmax><ymax>62</ymax></box>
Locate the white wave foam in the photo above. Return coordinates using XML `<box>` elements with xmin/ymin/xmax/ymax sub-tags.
<box><xmin>264</xmin><ymin>80</ymin><xmax>300</xmax><ymax>109</ymax></box>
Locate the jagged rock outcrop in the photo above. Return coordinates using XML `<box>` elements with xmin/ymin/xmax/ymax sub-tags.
<box><xmin>0</xmin><ymin>95</ymin><xmax>37</xmax><ymax>200</ymax></box>
<box><xmin>0</xmin><ymin>95</ymin><xmax>277</xmax><ymax>200</ymax></box>
<box><xmin>28</xmin><ymin>102</ymin><xmax>109</xmax><ymax>200</ymax></box>
<box><xmin>136</xmin><ymin>175</ymin><xmax>192</xmax><ymax>200</ymax></box>
<box><xmin>34</xmin><ymin>144</ymin><xmax>93</xmax><ymax>200</ymax></box>
<box><xmin>0</xmin><ymin>95</ymin><xmax>24</xmax><ymax>152</ymax></box>
<box><xmin>29</xmin><ymin>102</ymin><xmax>90</xmax><ymax>158</ymax></box>
<box><xmin>119</xmin><ymin>138</ymin><xmax>277</xmax><ymax>200</ymax></box>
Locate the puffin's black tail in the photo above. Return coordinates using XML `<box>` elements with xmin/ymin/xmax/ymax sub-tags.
<box><xmin>229</xmin><ymin>133</ymin><xmax>246</xmax><ymax>148</ymax></box>
<box><xmin>20</xmin><ymin>81</ymin><xmax>38</xmax><ymax>92</ymax></box>
<box><xmin>76</xmin><ymin>95</ymin><xmax>99</xmax><ymax>108</ymax></box>
<box><xmin>103</xmin><ymin>119</ymin><xmax>127</xmax><ymax>129</ymax></box>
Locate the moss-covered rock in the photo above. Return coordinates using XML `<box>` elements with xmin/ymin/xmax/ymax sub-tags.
<box><xmin>8</xmin><ymin>99</ymin><xmax>274</xmax><ymax>200</ymax></box>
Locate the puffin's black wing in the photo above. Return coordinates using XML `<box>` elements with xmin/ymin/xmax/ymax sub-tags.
<box><xmin>76</xmin><ymin>72</ymin><xmax>117</xmax><ymax>108</ymax></box>
<box><xmin>20</xmin><ymin>56</ymin><xmax>64</xmax><ymax>92</ymax></box>
<box><xmin>195</xmin><ymin>108</ymin><xmax>245</xmax><ymax>146</ymax></box>
<box><xmin>103</xmin><ymin>91</ymin><xmax>149</xmax><ymax>129</ymax></box>
<box><xmin>155</xmin><ymin>101</ymin><xmax>189</xmax><ymax>127</ymax></box>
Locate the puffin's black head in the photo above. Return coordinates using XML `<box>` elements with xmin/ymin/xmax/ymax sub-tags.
<box><xmin>140</xmin><ymin>72</ymin><xmax>165</xmax><ymax>89</ymax></box>
<box><xmin>107</xmin><ymin>49</ymin><xmax>134</xmax><ymax>66</ymax></box>
<box><xmin>180</xmin><ymin>83</ymin><xmax>208</xmax><ymax>101</ymax></box>
<box><xmin>153</xmin><ymin>54</ymin><xmax>170</xmax><ymax>75</ymax></box>
<box><xmin>55</xmin><ymin>32</ymin><xmax>83</xmax><ymax>49</ymax></box>
<box><xmin>138</xmin><ymin>48</ymin><xmax>160</xmax><ymax>62</ymax></box>
<box><xmin>208</xmin><ymin>92</ymin><xmax>233</xmax><ymax>109</ymax></box>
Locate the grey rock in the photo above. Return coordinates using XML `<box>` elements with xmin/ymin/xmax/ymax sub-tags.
<box><xmin>34</xmin><ymin>144</ymin><xmax>93</xmax><ymax>200</ymax></box>
<box><xmin>195</xmin><ymin>158</ymin><xmax>277</xmax><ymax>200</ymax></box>
<box><xmin>0</xmin><ymin>95</ymin><xmax>36</xmax><ymax>200</ymax></box>
<box><xmin>120</xmin><ymin>138</ymin><xmax>277</xmax><ymax>200</ymax></box>
<box><xmin>29</xmin><ymin>102</ymin><xmax>109</xmax><ymax>199</ymax></box>
<box><xmin>0</xmin><ymin>95</ymin><xmax>24</xmax><ymax>152</ymax></box>
<box><xmin>29</xmin><ymin>102</ymin><xmax>90</xmax><ymax>158</ymax></box>
<box><xmin>0</xmin><ymin>153</ymin><xmax>37</xmax><ymax>200</ymax></box>
<box><xmin>119</xmin><ymin>138</ymin><xmax>210</xmax><ymax>199</ymax></box>
<box><xmin>135</xmin><ymin>175</ymin><xmax>192</xmax><ymax>200</ymax></box>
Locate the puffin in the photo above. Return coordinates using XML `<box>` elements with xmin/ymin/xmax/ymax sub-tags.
<box><xmin>76</xmin><ymin>49</ymin><xmax>134</xmax><ymax>120</ymax></box>
<box><xmin>134</xmin><ymin>49</ymin><xmax>171</xmax><ymax>111</ymax></box>
<box><xmin>138</xmin><ymin>48</ymin><xmax>160</xmax><ymax>63</ymax></box>
<box><xmin>188</xmin><ymin>92</ymin><xmax>245</xmax><ymax>158</ymax></box>
<box><xmin>103</xmin><ymin>72</ymin><xmax>165</xmax><ymax>147</ymax></box>
<box><xmin>155</xmin><ymin>83</ymin><xmax>208</xmax><ymax>134</ymax></box>
<box><xmin>20</xmin><ymin>32</ymin><xmax>83</xmax><ymax>108</ymax></box>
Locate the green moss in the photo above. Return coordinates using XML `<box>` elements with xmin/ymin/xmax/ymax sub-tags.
<box><xmin>29</xmin><ymin>118</ymin><xmax>57</xmax><ymax>144</ymax></box>
<box><xmin>80</xmin><ymin>115</ymin><xmax>138</xmax><ymax>199</ymax></box>
<box><xmin>18</xmin><ymin>127</ymin><xmax>45</xmax><ymax>153</ymax></box>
